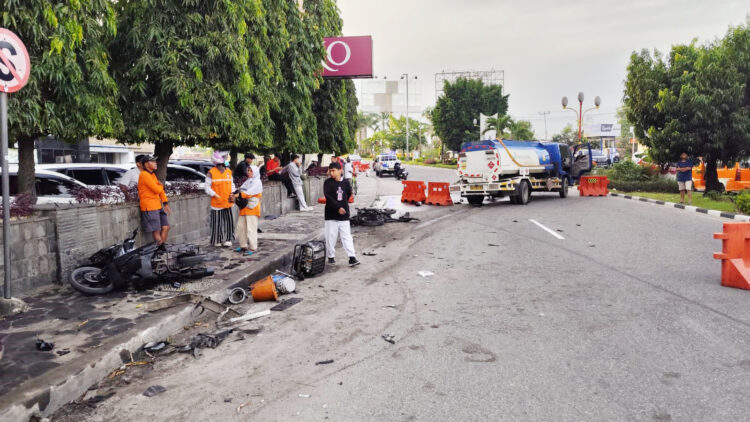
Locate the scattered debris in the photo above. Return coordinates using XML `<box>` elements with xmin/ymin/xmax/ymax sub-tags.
<box><xmin>224</xmin><ymin>398</ymin><xmax>233</xmax><ymax>403</ymax></box>
<box><xmin>143</xmin><ymin>385</ymin><xmax>167</xmax><ymax>397</ymax></box>
<box><xmin>273</xmin><ymin>275</ymin><xmax>296</xmax><ymax>295</ymax></box>
<box><xmin>315</xmin><ymin>359</ymin><xmax>334</xmax><ymax>365</ymax></box>
<box><xmin>84</xmin><ymin>391</ymin><xmax>116</xmax><ymax>407</ymax></box>
<box><xmin>417</xmin><ymin>271</ymin><xmax>434</xmax><ymax>278</ymax></box>
<box><xmin>576</xmin><ymin>224</ymin><xmax>581</xmax><ymax>227</ymax></box>
<box><xmin>270</xmin><ymin>297</ymin><xmax>303</xmax><ymax>312</ymax></box>
<box><xmin>299</xmin><ymin>394</ymin><xmax>311</xmax><ymax>398</ymax></box>
<box><xmin>264</xmin><ymin>215</ymin><xmax>279</xmax><ymax>220</ymax></box>
<box><xmin>140</xmin><ymin>294</ymin><xmax>242</xmax><ymax>319</ymax></box>
<box><xmin>35</xmin><ymin>339</ymin><xmax>54</xmax><ymax>351</ymax></box>
<box><xmin>488</xmin><ymin>243</ymin><xmax>499</xmax><ymax>247</ymax></box>
<box><xmin>513</xmin><ymin>219</ymin><xmax>519</xmax><ymax>223</ymax></box>
<box><xmin>108</xmin><ymin>369</ymin><xmax>126</xmax><ymax>379</ymax></box>
<box><xmin>143</xmin><ymin>341</ymin><xmax>168</xmax><ymax>353</ymax></box>
<box><xmin>382</xmin><ymin>334</ymin><xmax>396</xmax><ymax>344</ymax></box>
<box><xmin>236</xmin><ymin>400</ymin><xmax>252</xmax><ymax>413</ymax></box>
<box><xmin>228</xmin><ymin>309</ymin><xmax>271</xmax><ymax>324</ymax></box>
<box><xmin>589</xmin><ymin>243</ymin><xmax>596</xmax><ymax>248</ymax></box>
<box><xmin>228</xmin><ymin>287</ymin><xmax>248</xmax><ymax>304</ymax></box>
<box><xmin>178</xmin><ymin>329</ymin><xmax>234</xmax><ymax>357</ymax></box>
<box><xmin>251</xmin><ymin>276</ymin><xmax>279</xmax><ymax>302</ymax></box>
<box><xmin>76</xmin><ymin>319</ymin><xmax>89</xmax><ymax>329</ymax></box>
<box><xmin>383</xmin><ymin>305</ymin><xmax>397</xmax><ymax>309</ymax></box>
<box><xmin>362</xmin><ymin>251</ymin><xmax>377</xmax><ymax>256</ymax></box>
<box><xmin>556</xmin><ymin>229</ymin><xmax>563</xmax><ymax>233</ymax></box>
<box><xmin>56</xmin><ymin>349</ymin><xmax>71</xmax><ymax>356</ymax></box>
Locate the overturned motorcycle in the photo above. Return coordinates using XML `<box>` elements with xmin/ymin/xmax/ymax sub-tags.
<box><xmin>349</xmin><ymin>208</ymin><xmax>420</xmax><ymax>227</ymax></box>
<box><xmin>69</xmin><ymin>230</ymin><xmax>216</xmax><ymax>295</ymax></box>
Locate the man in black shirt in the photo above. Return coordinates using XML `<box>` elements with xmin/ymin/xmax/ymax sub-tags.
<box><xmin>233</xmin><ymin>153</ymin><xmax>255</xmax><ymax>179</ymax></box>
<box><xmin>324</xmin><ymin>162</ymin><xmax>359</xmax><ymax>267</ymax></box>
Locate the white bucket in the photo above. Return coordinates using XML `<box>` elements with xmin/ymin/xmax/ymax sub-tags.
<box><xmin>274</xmin><ymin>277</ymin><xmax>296</xmax><ymax>294</ymax></box>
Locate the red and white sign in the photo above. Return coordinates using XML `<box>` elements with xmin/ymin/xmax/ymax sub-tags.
<box><xmin>322</xmin><ymin>36</ymin><xmax>373</xmax><ymax>79</ymax></box>
<box><xmin>0</xmin><ymin>28</ymin><xmax>30</xmax><ymax>93</ymax></box>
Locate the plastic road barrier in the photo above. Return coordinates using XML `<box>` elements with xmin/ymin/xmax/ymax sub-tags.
<box><xmin>579</xmin><ymin>175</ymin><xmax>609</xmax><ymax>197</ymax></box>
<box><xmin>401</xmin><ymin>180</ymin><xmax>427</xmax><ymax>204</ymax></box>
<box><xmin>714</xmin><ymin>222</ymin><xmax>750</xmax><ymax>290</ymax></box>
<box><xmin>425</xmin><ymin>182</ymin><xmax>453</xmax><ymax>206</ymax></box>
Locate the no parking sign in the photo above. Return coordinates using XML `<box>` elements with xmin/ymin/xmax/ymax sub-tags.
<box><xmin>0</xmin><ymin>28</ymin><xmax>30</xmax><ymax>93</ymax></box>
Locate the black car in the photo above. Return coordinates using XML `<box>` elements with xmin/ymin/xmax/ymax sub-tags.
<box><xmin>169</xmin><ymin>159</ymin><xmax>214</xmax><ymax>175</ymax></box>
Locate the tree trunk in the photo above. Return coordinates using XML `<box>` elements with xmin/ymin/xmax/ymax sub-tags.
<box><xmin>229</xmin><ymin>146</ymin><xmax>238</xmax><ymax>170</ymax></box>
<box><xmin>154</xmin><ymin>140</ymin><xmax>173</xmax><ymax>184</ymax></box>
<box><xmin>704</xmin><ymin>157</ymin><xmax>724</xmax><ymax>193</ymax></box>
<box><xmin>17</xmin><ymin>136</ymin><xmax>36</xmax><ymax>200</ymax></box>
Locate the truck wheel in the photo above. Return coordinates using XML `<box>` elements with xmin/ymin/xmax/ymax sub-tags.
<box><xmin>509</xmin><ymin>195</ymin><xmax>518</xmax><ymax>204</ymax></box>
<box><xmin>467</xmin><ymin>196</ymin><xmax>484</xmax><ymax>206</ymax></box>
<box><xmin>559</xmin><ymin>178</ymin><xmax>569</xmax><ymax>198</ymax></box>
<box><xmin>518</xmin><ymin>181</ymin><xmax>531</xmax><ymax>205</ymax></box>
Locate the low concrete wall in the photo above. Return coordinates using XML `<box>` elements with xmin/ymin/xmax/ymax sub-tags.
<box><xmin>0</xmin><ymin>176</ymin><xmax>327</xmax><ymax>297</ymax></box>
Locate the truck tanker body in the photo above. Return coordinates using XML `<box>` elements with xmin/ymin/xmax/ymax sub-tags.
<box><xmin>454</xmin><ymin>139</ymin><xmax>593</xmax><ymax>206</ymax></box>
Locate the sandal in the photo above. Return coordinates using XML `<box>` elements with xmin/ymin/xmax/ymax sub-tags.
<box><xmin>235</xmin><ymin>247</ymin><xmax>247</xmax><ymax>253</ymax></box>
<box><xmin>245</xmin><ymin>250</ymin><xmax>254</xmax><ymax>256</ymax></box>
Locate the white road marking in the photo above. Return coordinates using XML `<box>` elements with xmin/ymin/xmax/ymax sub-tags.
<box><xmin>529</xmin><ymin>219</ymin><xmax>565</xmax><ymax>240</ymax></box>
<box><xmin>416</xmin><ymin>213</ymin><xmax>454</xmax><ymax>229</ymax></box>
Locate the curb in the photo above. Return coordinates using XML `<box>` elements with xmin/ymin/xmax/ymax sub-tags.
<box><xmin>0</xmin><ymin>229</ymin><xmax>324</xmax><ymax>421</ymax></box>
<box><xmin>609</xmin><ymin>193</ymin><xmax>750</xmax><ymax>222</ymax></box>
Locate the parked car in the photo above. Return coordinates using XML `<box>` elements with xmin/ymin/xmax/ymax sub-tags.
<box><xmin>373</xmin><ymin>154</ymin><xmax>400</xmax><ymax>177</ymax></box>
<box><xmin>169</xmin><ymin>159</ymin><xmax>214</xmax><ymax>175</ymax></box>
<box><xmin>587</xmin><ymin>149</ymin><xmax>619</xmax><ymax>167</ymax></box>
<box><xmin>38</xmin><ymin>163</ymin><xmax>206</xmax><ymax>188</ymax></box>
<box><xmin>2</xmin><ymin>166</ymin><xmax>88</xmax><ymax>205</ymax></box>
<box><xmin>347</xmin><ymin>154</ymin><xmax>362</xmax><ymax>162</ymax></box>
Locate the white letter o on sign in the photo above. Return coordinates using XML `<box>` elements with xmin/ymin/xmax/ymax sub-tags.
<box><xmin>323</xmin><ymin>41</ymin><xmax>351</xmax><ymax>72</ymax></box>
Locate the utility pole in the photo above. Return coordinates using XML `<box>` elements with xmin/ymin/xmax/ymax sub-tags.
<box><xmin>538</xmin><ymin>111</ymin><xmax>550</xmax><ymax>140</ymax></box>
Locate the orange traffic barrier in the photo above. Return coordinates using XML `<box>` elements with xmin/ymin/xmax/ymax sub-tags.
<box><xmin>578</xmin><ymin>175</ymin><xmax>609</xmax><ymax>197</ymax></box>
<box><xmin>713</xmin><ymin>222</ymin><xmax>750</xmax><ymax>290</ymax></box>
<box><xmin>251</xmin><ymin>276</ymin><xmax>279</xmax><ymax>301</ymax></box>
<box><xmin>401</xmin><ymin>180</ymin><xmax>427</xmax><ymax>204</ymax></box>
<box><xmin>425</xmin><ymin>182</ymin><xmax>453</xmax><ymax>206</ymax></box>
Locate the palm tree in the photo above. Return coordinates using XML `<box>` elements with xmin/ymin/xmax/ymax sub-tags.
<box><xmin>483</xmin><ymin>115</ymin><xmax>513</xmax><ymax>138</ymax></box>
<box><xmin>507</xmin><ymin>120</ymin><xmax>535</xmax><ymax>140</ymax></box>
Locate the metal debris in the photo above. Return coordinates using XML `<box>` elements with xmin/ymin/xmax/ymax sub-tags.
<box><xmin>315</xmin><ymin>359</ymin><xmax>334</xmax><ymax>365</ymax></box>
<box><xmin>382</xmin><ymin>334</ymin><xmax>396</xmax><ymax>344</ymax></box>
<box><xmin>35</xmin><ymin>339</ymin><xmax>54</xmax><ymax>351</ymax></box>
<box><xmin>270</xmin><ymin>297</ymin><xmax>303</xmax><ymax>312</ymax></box>
<box><xmin>143</xmin><ymin>385</ymin><xmax>167</xmax><ymax>397</ymax></box>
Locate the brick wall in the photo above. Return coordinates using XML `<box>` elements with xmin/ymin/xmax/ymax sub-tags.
<box><xmin>1</xmin><ymin>175</ymin><xmax>327</xmax><ymax>297</ymax></box>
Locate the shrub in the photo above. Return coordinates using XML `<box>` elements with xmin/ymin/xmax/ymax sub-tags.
<box><xmin>607</xmin><ymin>160</ymin><xmax>648</xmax><ymax>181</ymax></box>
<box><xmin>735</xmin><ymin>192</ymin><xmax>750</xmax><ymax>214</ymax></box>
<box><xmin>0</xmin><ymin>193</ymin><xmax>36</xmax><ymax>219</ymax></box>
<box><xmin>445</xmin><ymin>158</ymin><xmax>458</xmax><ymax>165</ymax></box>
<box><xmin>608</xmin><ymin>178</ymin><xmax>679</xmax><ymax>193</ymax></box>
<box><xmin>165</xmin><ymin>182</ymin><xmax>201</xmax><ymax>196</ymax></box>
<box><xmin>73</xmin><ymin>186</ymin><xmax>125</xmax><ymax>205</ymax></box>
<box><xmin>424</xmin><ymin>159</ymin><xmax>437</xmax><ymax>165</ymax></box>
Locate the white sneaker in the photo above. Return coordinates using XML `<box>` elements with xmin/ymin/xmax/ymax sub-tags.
<box><xmin>302</xmin><ymin>207</ymin><xmax>313</xmax><ymax>212</ymax></box>
<box><xmin>222</xmin><ymin>241</ymin><xmax>232</xmax><ymax>247</ymax></box>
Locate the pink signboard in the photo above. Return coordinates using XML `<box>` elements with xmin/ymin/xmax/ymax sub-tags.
<box><xmin>322</xmin><ymin>36</ymin><xmax>373</xmax><ymax>79</ymax></box>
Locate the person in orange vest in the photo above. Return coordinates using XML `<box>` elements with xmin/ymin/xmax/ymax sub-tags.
<box><xmin>233</xmin><ymin>165</ymin><xmax>262</xmax><ymax>254</ymax></box>
<box><xmin>205</xmin><ymin>151</ymin><xmax>236</xmax><ymax>246</ymax></box>
<box><xmin>138</xmin><ymin>155</ymin><xmax>171</xmax><ymax>246</ymax></box>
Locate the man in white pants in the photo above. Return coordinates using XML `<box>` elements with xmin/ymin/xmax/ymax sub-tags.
<box><xmin>286</xmin><ymin>154</ymin><xmax>311</xmax><ymax>211</ymax></box>
<box><xmin>323</xmin><ymin>162</ymin><xmax>359</xmax><ymax>267</ymax></box>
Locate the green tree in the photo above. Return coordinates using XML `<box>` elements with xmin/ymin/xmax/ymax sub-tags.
<box><xmin>432</xmin><ymin>78</ymin><xmax>509</xmax><ymax>151</ymax></box>
<box><xmin>624</xmin><ymin>20</ymin><xmax>750</xmax><ymax>192</ymax></box>
<box><xmin>506</xmin><ymin>119</ymin><xmax>535</xmax><ymax>140</ymax></box>
<box><xmin>110</xmin><ymin>0</ymin><xmax>260</xmax><ymax>180</ymax></box>
<box><xmin>482</xmin><ymin>115</ymin><xmax>512</xmax><ymax>138</ymax></box>
<box><xmin>386</xmin><ymin>115</ymin><xmax>426</xmax><ymax>152</ymax></box>
<box><xmin>551</xmin><ymin>124</ymin><xmax>578</xmax><ymax>146</ymax></box>
<box><xmin>3</xmin><ymin>0</ymin><xmax>122</xmax><ymax>195</ymax></box>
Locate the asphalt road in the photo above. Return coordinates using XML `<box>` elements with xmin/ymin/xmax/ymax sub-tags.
<box><xmin>57</xmin><ymin>166</ymin><xmax>750</xmax><ymax>421</ymax></box>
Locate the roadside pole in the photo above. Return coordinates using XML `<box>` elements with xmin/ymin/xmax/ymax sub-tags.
<box><xmin>1</xmin><ymin>92</ymin><xmax>8</xmax><ymax>298</ymax></box>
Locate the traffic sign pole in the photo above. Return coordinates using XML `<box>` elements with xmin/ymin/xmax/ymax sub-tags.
<box><xmin>1</xmin><ymin>92</ymin><xmax>9</xmax><ymax>299</ymax></box>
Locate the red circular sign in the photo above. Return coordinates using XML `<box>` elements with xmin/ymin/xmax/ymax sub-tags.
<box><xmin>0</xmin><ymin>28</ymin><xmax>30</xmax><ymax>93</ymax></box>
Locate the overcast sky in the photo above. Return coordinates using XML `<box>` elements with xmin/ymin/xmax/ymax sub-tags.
<box><xmin>338</xmin><ymin>0</ymin><xmax>749</xmax><ymax>138</ymax></box>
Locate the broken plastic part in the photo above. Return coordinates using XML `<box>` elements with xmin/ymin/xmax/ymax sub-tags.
<box><xmin>143</xmin><ymin>385</ymin><xmax>167</xmax><ymax>397</ymax></box>
<box><xmin>270</xmin><ymin>297</ymin><xmax>303</xmax><ymax>312</ymax></box>
<box><xmin>417</xmin><ymin>271</ymin><xmax>434</xmax><ymax>278</ymax></box>
<box><xmin>35</xmin><ymin>339</ymin><xmax>54</xmax><ymax>351</ymax></box>
<box><xmin>382</xmin><ymin>334</ymin><xmax>396</xmax><ymax>344</ymax></box>
<box><xmin>315</xmin><ymin>359</ymin><xmax>334</xmax><ymax>365</ymax></box>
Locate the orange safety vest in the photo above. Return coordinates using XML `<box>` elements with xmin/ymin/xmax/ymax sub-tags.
<box><xmin>239</xmin><ymin>192</ymin><xmax>262</xmax><ymax>217</ymax></box>
<box><xmin>208</xmin><ymin>167</ymin><xmax>233</xmax><ymax>209</ymax></box>
<box><xmin>138</xmin><ymin>170</ymin><xmax>168</xmax><ymax>211</ymax></box>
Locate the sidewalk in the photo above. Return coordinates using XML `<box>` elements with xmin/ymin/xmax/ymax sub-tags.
<box><xmin>0</xmin><ymin>206</ymin><xmax>324</xmax><ymax>421</ymax></box>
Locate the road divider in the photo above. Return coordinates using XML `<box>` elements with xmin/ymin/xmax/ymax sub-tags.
<box><xmin>425</xmin><ymin>182</ymin><xmax>454</xmax><ymax>206</ymax></box>
<box><xmin>579</xmin><ymin>175</ymin><xmax>609</xmax><ymax>197</ymax></box>
<box><xmin>401</xmin><ymin>180</ymin><xmax>427</xmax><ymax>205</ymax></box>
<box><xmin>713</xmin><ymin>222</ymin><xmax>750</xmax><ymax>290</ymax></box>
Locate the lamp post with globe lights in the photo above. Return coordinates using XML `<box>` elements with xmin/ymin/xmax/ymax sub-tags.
<box><xmin>561</xmin><ymin>92</ymin><xmax>601</xmax><ymax>142</ymax></box>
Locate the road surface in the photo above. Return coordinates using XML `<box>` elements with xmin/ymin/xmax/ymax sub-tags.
<box><xmin>56</xmin><ymin>165</ymin><xmax>750</xmax><ymax>421</ymax></box>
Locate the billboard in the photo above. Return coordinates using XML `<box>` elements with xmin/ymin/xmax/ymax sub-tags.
<box><xmin>322</xmin><ymin>36</ymin><xmax>373</xmax><ymax>79</ymax></box>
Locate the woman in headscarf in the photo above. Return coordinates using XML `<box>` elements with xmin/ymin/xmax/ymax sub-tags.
<box><xmin>234</xmin><ymin>165</ymin><xmax>262</xmax><ymax>254</ymax></box>
<box><xmin>205</xmin><ymin>151</ymin><xmax>236</xmax><ymax>246</ymax></box>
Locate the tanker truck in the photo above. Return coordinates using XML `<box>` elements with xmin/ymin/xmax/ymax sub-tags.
<box><xmin>454</xmin><ymin>139</ymin><xmax>593</xmax><ymax>205</ymax></box>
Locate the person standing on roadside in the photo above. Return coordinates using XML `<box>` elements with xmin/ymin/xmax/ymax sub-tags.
<box><xmin>205</xmin><ymin>151</ymin><xmax>236</xmax><ymax>247</ymax></box>
<box><xmin>234</xmin><ymin>165</ymin><xmax>262</xmax><ymax>254</ymax></box>
<box><xmin>675</xmin><ymin>152</ymin><xmax>695</xmax><ymax>205</ymax></box>
<box><xmin>344</xmin><ymin>156</ymin><xmax>354</xmax><ymax>191</ymax></box>
<box><xmin>324</xmin><ymin>162</ymin><xmax>359</xmax><ymax>267</ymax></box>
<box><xmin>138</xmin><ymin>155</ymin><xmax>171</xmax><ymax>246</ymax></box>
<box><xmin>286</xmin><ymin>154</ymin><xmax>311</xmax><ymax>211</ymax></box>
<box><xmin>117</xmin><ymin>154</ymin><xmax>145</xmax><ymax>198</ymax></box>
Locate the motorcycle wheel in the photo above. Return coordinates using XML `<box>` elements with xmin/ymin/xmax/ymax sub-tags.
<box><xmin>69</xmin><ymin>266</ymin><xmax>114</xmax><ymax>295</ymax></box>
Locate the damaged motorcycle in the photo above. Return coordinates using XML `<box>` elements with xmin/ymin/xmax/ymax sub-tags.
<box><xmin>69</xmin><ymin>230</ymin><xmax>215</xmax><ymax>295</ymax></box>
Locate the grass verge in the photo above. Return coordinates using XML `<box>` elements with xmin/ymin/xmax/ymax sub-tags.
<box><xmin>620</xmin><ymin>191</ymin><xmax>738</xmax><ymax>213</ymax></box>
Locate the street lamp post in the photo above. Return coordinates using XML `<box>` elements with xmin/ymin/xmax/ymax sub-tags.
<box><xmin>562</xmin><ymin>92</ymin><xmax>601</xmax><ymax>142</ymax></box>
<box><xmin>401</xmin><ymin>74</ymin><xmax>417</xmax><ymax>159</ymax></box>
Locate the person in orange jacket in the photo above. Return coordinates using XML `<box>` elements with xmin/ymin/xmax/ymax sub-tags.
<box><xmin>233</xmin><ymin>165</ymin><xmax>262</xmax><ymax>254</ymax></box>
<box><xmin>205</xmin><ymin>151</ymin><xmax>236</xmax><ymax>246</ymax></box>
<box><xmin>138</xmin><ymin>155</ymin><xmax>171</xmax><ymax>245</ymax></box>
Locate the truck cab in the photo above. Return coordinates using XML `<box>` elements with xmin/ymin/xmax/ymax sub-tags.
<box><xmin>455</xmin><ymin>139</ymin><xmax>592</xmax><ymax>205</ymax></box>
